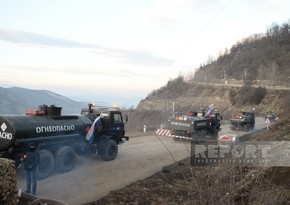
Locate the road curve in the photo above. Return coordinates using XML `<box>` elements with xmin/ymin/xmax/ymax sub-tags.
<box><xmin>17</xmin><ymin>134</ymin><xmax>191</xmax><ymax>204</ymax></box>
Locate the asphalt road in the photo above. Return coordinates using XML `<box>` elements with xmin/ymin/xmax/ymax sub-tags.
<box><xmin>16</xmin><ymin>117</ymin><xmax>267</xmax><ymax>205</ymax></box>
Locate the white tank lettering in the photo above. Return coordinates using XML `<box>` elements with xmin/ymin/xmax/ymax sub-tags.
<box><xmin>50</xmin><ymin>126</ymin><xmax>57</xmax><ymax>132</ymax></box>
<box><xmin>56</xmin><ymin>126</ymin><xmax>64</xmax><ymax>131</ymax></box>
<box><xmin>0</xmin><ymin>131</ymin><xmax>13</xmax><ymax>140</ymax></box>
<box><xmin>35</xmin><ymin>125</ymin><xmax>75</xmax><ymax>133</ymax></box>
<box><xmin>36</xmin><ymin>127</ymin><xmax>41</xmax><ymax>133</ymax></box>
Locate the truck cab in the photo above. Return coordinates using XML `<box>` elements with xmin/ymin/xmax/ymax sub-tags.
<box><xmin>196</xmin><ymin>110</ymin><xmax>222</xmax><ymax>131</ymax></box>
<box><xmin>81</xmin><ymin>104</ymin><xmax>129</xmax><ymax>144</ymax></box>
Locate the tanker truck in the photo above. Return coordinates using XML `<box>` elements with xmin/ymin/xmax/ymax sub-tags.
<box><xmin>0</xmin><ymin>104</ymin><xmax>129</xmax><ymax>179</ymax></box>
<box><xmin>168</xmin><ymin>109</ymin><xmax>222</xmax><ymax>141</ymax></box>
<box><xmin>230</xmin><ymin>111</ymin><xmax>255</xmax><ymax>131</ymax></box>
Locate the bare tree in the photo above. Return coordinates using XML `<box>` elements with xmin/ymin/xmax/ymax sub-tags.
<box><xmin>266</xmin><ymin>23</ymin><xmax>280</xmax><ymax>37</ymax></box>
<box><xmin>266</xmin><ymin>61</ymin><xmax>279</xmax><ymax>88</ymax></box>
<box><xmin>257</xmin><ymin>65</ymin><xmax>267</xmax><ymax>81</ymax></box>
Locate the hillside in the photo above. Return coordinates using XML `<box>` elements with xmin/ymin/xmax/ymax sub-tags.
<box><xmin>0</xmin><ymin>87</ymin><xmax>87</xmax><ymax>115</ymax></box>
<box><xmin>125</xmin><ymin>22</ymin><xmax>290</xmax><ymax>132</ymax></box>
<box><xmin>194</xmin><ymin>23</ymin><xmax>290</xmax><ymax>87</ymax></box>
<box><xmin>125</xmin><ymin>81</ymin><xmax>289</xmax><ymax>132</ymax></box>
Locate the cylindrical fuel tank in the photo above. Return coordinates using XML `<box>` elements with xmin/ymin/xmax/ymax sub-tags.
<box><xmin>0</xmin><ymin>114</ymin><xmax>93</xmax><ymax>150</ymax></box>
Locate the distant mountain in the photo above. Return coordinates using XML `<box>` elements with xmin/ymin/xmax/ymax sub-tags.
<box><xmin>69</xmin><ymin>93</ymin><xmax>140</xmax><ymax>109</ymax></box>
<box><xmin>0</xmin><ymin>87</ymin><xmax>88</xmax><ymax>115</ymax></box>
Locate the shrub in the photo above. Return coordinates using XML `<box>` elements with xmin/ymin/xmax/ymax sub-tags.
<box><xmin>229</xmin><ymin>86</ymin><xmax>266</xmax><ymax>106</ymax></box>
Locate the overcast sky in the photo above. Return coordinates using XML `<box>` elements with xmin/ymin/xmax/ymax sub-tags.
<box><xmin>0</xmin><ymin>0</ymin><xmax>289</xmax><ymax>107</ymax></box>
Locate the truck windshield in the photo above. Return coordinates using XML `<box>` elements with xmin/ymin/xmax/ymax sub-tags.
<box><xmin>113</xmin><ymin>114</ymin><xmax>122</xmax><ymax>124</ymax></box>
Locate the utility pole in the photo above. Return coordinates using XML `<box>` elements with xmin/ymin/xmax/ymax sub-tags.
<box><xmin>223</xmin><ymin>69</ymin><xmax>226</xmax><ymax>80</ymax></box>
<box><xmin>172</xmin><ymin>101</ymin><xmax>175</xmax><ymax>117</ymax></box>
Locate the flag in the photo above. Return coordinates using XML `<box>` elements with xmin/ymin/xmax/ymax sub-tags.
<box><xmin>85</xmin><ymin>114</ymin><xmax>102</xmax><ymax>144</ymax></box>
<box><xmin>204</xmin><ymin>103</ymin><xmax>214</xmax><ymax>117</ymax></box>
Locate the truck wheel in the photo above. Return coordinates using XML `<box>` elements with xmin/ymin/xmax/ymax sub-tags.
<box><xmin>211</xmin><ymin>129</ymin><xmax>218</xmax><ymax>139</ymax></box>
<box><xmin>251</xmin><ymin>123</ymin><xmax>255</xmax><ymax>130</ymax></box>
<box><xmin>37</xmin><ymin>150</ymin><xmax>55</xmax><ymax>180</ymax></box>
<box><xmin>55</xmin><ymin>146</ymin><xmax>76</xmax><ymax>173</ymax></box>
<box><xmin>246</xmin><ymin>124</ymin><xmax>251</xmax><ymax>132</ymax></box>
<box><xmin>194</xmin><ymin>131</ymin><xmax>205</xmax><ymax>142</ymax></box>
<box><xmin>100</xmin><ymin>140</ymin><xmax>118</xmax><ymax>161</ymax></box>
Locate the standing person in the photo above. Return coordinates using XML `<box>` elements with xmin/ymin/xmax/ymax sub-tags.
<box><xmin>252</xmin><ymin>107</ymin><xmax>256</xmax><ymax>116</ymax></box>
<box><xmin>23</xmin><ymin>143</ymin><xmax>40</xmax><ymax>195</ymax></box>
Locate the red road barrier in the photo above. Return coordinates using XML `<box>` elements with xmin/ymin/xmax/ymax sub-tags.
<box><xmin>218</xmin><ymin>134</ymin><xmax>238</xmax><ymax>146</ymax></box>
<box><xmin>156</xmin><ymin>129</ymin><xmax>239</xmax><ymax>144</ymax></box>
<box><xmin>155</xmin><ymin>129</ymin><xmax>192</xmax><ymax>140</ymax></box>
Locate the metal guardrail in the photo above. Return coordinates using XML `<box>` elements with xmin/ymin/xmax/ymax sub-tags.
<box><xmin>194</xmin><ymin>81</ymin><xmax>290</xmax><ymax>90</ymax></box>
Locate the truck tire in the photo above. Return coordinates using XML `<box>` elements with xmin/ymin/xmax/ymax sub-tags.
<box><xmin>37</xmin><ymin>150</ymin><xmax>55</xmax><ymax>180</ymax></box>
<box><xmin>55</xmin><ymin>146</ymin><xmax>76</xmax><ymax>173</ymax></box>
<box><xmin>251</xmin><ymin>123</ymin><xmax>255</xmax><ymax>130</ymax></box>
<box><xmin>246</xmin><ymin>124</ymin><xmax>251</xmax><ymax>132</ymax></box>
<box><xmin>200</xmin><ymin>130</ymin><xmax>207</xmax><ymax>141</ymax></box>
<box><xmin>194</xmin><ymin>131</ymin><xmax>205</xmax><ymax>142</ymax></box>
<box><xmin>100</xmin><ymin>140</ymin><xmax>118</xmax><ymax>161</ymax></box>
<box><xmin>211</xmin><ymin>128</ymin><xmax>218</xmax><ymax>139</ymax></box>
